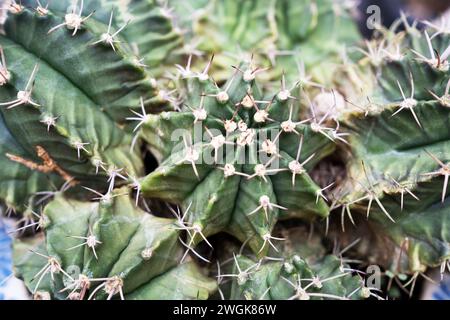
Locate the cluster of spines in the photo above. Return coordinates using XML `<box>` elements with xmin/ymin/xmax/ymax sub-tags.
<box><xmin>215</xmin><ymin>251</ymin><xmax>382</xmax><ymax>300</ymax></box>
<box><xmin>138</xmin><ymin>52</ymin><xmax>355</xmax><ymax>257</ymax></box>
<box><xmin>13</xmin><ymin>190</ymin><xmax>220</xmax><ymax>300</ymax></box>
<box><xmin>5</xmin><ymin>0</ymin><xmax>450</xmax><ymax>300</ymax></box>
<box><xmin>0</xmin><ymin>2</ymin><xmax>172</xmax><ymax>214</ymax></box>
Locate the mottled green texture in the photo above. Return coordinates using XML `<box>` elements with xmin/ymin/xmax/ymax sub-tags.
<box><xmin>13</xmin><ymin>189</ymin><xmax>216</xmax><ymax>300</ymax></box>
<box><xmin>141</xmin><ymin>67</ymin><xmax>334</xmax><ymax>255</ymax></box>
<box><xmin>340</xmin><ymin>28</ymin><xmax>450</xmax><ymax>272</ymax></box>
<box><xmin>0</xmin><ymin>8</ymin><xmax>158</xmax><ymax>209</ymax></box>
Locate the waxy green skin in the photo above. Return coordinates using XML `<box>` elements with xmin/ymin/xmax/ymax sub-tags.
<box><xmin>0</xmin><ymin>7</ymin><xmax>163</xmax><ymax>209</ymax></box>
<box><xmin>13</xmin><ymin>189</ymin><xmax>217</xmax><ymax>300</ymax></box>
<box><xmin>140</xmin><ymin>67</ymin><xmax>334</xmax><ymax>255</ymax></box>
<box><xmin>340</xmin><ymin>28</ymin><xmax>450</xmax><ymax>273</ymax></box>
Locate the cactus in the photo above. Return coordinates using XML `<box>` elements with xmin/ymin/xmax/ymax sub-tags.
<box><xmin>167</xmin><ymin>0</ymin><xmax>361</xmax><ymax>84</ymax></box>
<box><xmin>5</xmin><ymin>0</ymin><xmax>450</xmax><ymax>302</ymax></box>
<box><xmin>13</xmin><ymin>188</ymin><xmax>217</xmax><ymax>300</ymax></box>
<box><xmin>139</xmin><ymin>60</ymin><xmax>346</xmax><ymax>256</ymax></box>
<box><xmin>19</xmin><ymin>0</ymin><xmax>184</xmax><ymax>73</ymax></box>
<box><xmin>337</xmin><ymin>24</ymin><xmax>450</xmax><ymax>275</ymax></box>
<box><xmin>227</xmin><ymin>254</ymin><xmax>363</xmax><ymax>300</ymax></box>
<box><xmin>0</xmin><ymin>5</ymin><xmax>162</xmax><ymax>210</ymax></box>
<box><xmin>213</xmin><ymin>227</ymin><xmax>369</xmax><ymax>300</ymax></box>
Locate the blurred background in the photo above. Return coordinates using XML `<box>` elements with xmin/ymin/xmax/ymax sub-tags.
<box><xmin>1</xmin><ymin>0</ymin><xmax>450</xmax><ymax>300</ymax></box>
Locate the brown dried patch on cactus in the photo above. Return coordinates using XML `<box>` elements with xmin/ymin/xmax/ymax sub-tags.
<box><xmin>6</xmin><ymin>146</ymin><xmax>77</xmax><ymax>185</ymax></box>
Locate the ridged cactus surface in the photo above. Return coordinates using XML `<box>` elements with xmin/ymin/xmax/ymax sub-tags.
<box><xmin>13</xmin><ymin>189</ymin><xmax>216</xmax><ymax>300</ymax></box>
<box><xmin>0</xmin><ymin>7</ymin><xmax>160</xmax><ymax>210</ymax></box>
<box><xmin>228</xmin><ymin>254</ymin><xmax>362</xmax><ymax>300</ymax></box>
<box><xmin>339</xmin><ymin>27</ymin><xmax>450</xmax><ymax>274</ymax></box>
<box><xmin>168</xmin><ymin>0</ymin><xmax>361</xmax><ymax>84</ymax></box>
<box><xmin>2</xmin><ymin>0</ymin><xmax>450</xmax><ymax>301</ymax></box>
<box><xmin>139</xmin><ymin>63</ymin><xmax>339</xmax><ymax>255</ymax></box>
<box><xmin>212</xmin><ymin>227</ymin><xmax>373</xmax><ymax>300</ymax></box>
<box><xmin>19</xmin><ymin>0</ymin><xmax>184</xmax><ymax>72</ymax></box>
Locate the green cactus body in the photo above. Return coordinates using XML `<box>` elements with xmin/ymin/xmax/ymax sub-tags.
<box><xmin>140</xmin><ymin>63</ymin><xmax>337</xmax><ymax>255</ymax></box>
<box><xmin>13</xmin><ymin>188</ymin><xmax>216</xmax><ymax>300</ymax></box>
<box><xmin>340</xmin><ymin>27</ymin><xmax>450</xmax><ymax>273</ymax></box>
<box><xmin>7</xmin><ymin>0</ymin><xmax>450</xmax><ymax>301</ymax></box>
<box><xmin>168</xmin><ymin>0</ymin><xmax>360</xmax><ymax>84</ymax></box>
<box><xmin>216</xmin><ymin>225</ymin><xmax>365</xmax><ymax>300</ymax></box>
<box><xmin>0</xmin><ymin>7</ymin><xmax>160</xmax><ymax>209</ymax></box>
<box><xmin>20</xmin><ymin>0</ymin><xmax>184</xmax><ymax>73</ymax></box>
<box><xmin>227</xmin><ymin>253</ymin><xmax>362</xmax><ymax>300</ymax></box>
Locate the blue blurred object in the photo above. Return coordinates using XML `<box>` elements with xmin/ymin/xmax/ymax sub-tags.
<box><xmin>432</xmin><ymin>278</ymin><xmax>450</xmax><ymax>300</ymax></box>
<box><xmin>0</xmin><ymin>219</ymin><xmax>12</xmax><ymax>300</ymax></box>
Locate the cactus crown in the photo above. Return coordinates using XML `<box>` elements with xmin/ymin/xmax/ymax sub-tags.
<box><xmin>139</xmin><ymin>56</ymin><xmax>347</xmax><ymax>255</ymax></box>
